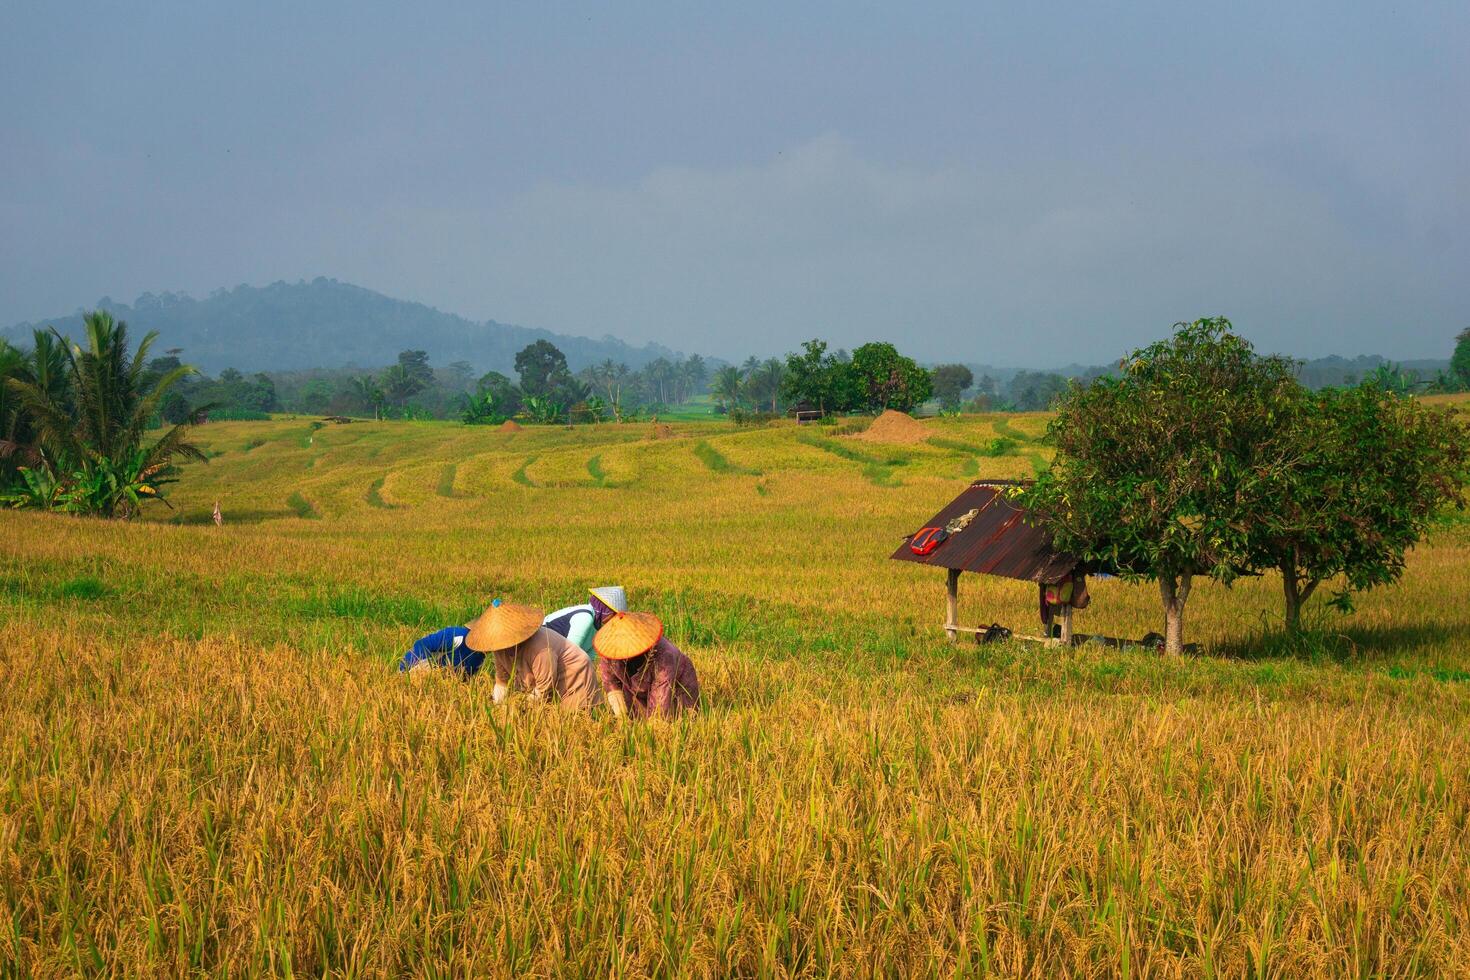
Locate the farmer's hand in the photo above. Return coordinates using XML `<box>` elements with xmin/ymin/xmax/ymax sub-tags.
<box><xmin>606</xmin><ymin>690</ymin><xmax>627</xmax><ymax>718</ymax></box>
<box><xmin>492</xmin><ymin>682</ymin><xmax>509</xmax><ymax>705</ymax></box>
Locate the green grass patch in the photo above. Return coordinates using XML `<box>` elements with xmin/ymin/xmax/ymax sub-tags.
<box><xmin>0</xmin><ymin>573</ymin><xmax>112</xmax><ymax>604</ymax></box>
<box><xmin>365</xmin><ymin>476</ymin><xmax>395</xmax><ymax>509</ymax></box>
<box><xmin>928</xmin><ymin>435</ymin><xmax>1017</xmax><ymax>457</ymax></box>
<box><xmin>993</xmin><ymin>418</ymin><xmax>1038</xmax><ymax>443</ymax></box>
<box><xmin>287</xmin><ymin>586</ymin><xmax>448</xmax><ymax>627</ymax></box>
<box><xmin>436</xmin><ymin>463</ymin><xmax>457</xmax><ymax>497</ymax></box>
<box><xmin>586</xmin><ymin>455</ymin><xmax>607</xmax><ymax>486</ymax></box>
<box><xmin>693</xmin><ymin>441</ymin><xmax>762</xmax><ymax>476</ymax></box>
<box><xmin>511</xmin><ymin>457</ymin><xmax>539</xmax><ymax>487</ymax></box>
<box><xmin>285</xmin><ymin>492</ymin><xmax>320</xmax><ymax>519</ymax></box>
<box><xmin>796</xmin><ymin>434</ymin><xmax>908</xmax><ymax>486</ymax></box>
<box><xmin>56</xmin><ymin>575</ymin><xmax>110</xmax><ymax>600</ymax></box>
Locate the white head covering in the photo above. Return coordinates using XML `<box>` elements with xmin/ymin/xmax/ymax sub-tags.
<box><xmin>589</xmin><ymin>585</ymin><xmax>628</xmax><ymax>614</ymax></box>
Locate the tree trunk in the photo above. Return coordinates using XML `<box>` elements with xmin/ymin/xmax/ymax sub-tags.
<box><xmin>1281</xmin><ymin>562</ymin><xmax>1319</xmax><ymax>633</ymax></box>
<box><xmin>1159</xmin><ymin>572</ymin><xmax>1193</xmax><ymax>655</ymax></box>
<box><xmin>1282</xmin><ymin>564</ymin><xmax>1301</xmax><ymax>633</ymax></box>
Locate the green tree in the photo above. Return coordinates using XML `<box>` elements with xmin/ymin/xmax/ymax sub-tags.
<box><xmin>1005</xmin><ymin>371</ymin><xmax>1070</xmax><ymax>412</ymax></box>
<box><xmin>711</xmin><ymin>365</ymin><xmax>745</xmax><ymax>412</ymax></box>
<box><xmin>782</xmin><ymin>339</ymin><xmax>843</xmax><ymax>413</ymax></box>
<box><xmin>745</xmin><ymin>359</ymin><xmax>786</xmax><ymax>414</ymax></box>
<box><xmin>476</xmin><ymin>371</ymin><xmax>523</xmax><ymax>417</ymax></box>
<box><xmin>1023</xmin><ymin>318</ymin><xmax>1300</xmax><ymax>654</ymax></box>
<box><xmin>1451</xmin><ymin>327</ymin><xmax>1470</xmax><ymax>390</ymax></box>
<box><xmin>584</xmin><ymin>360</ymin><xmax>630</xmax><ymax>421</ymax></box>
<box><xmin>347</xmin><ymin>375</ymin><xmax>386</xmax><ymax>420</ymax></box>
<box><xmin>3</xmin><ymin>311</ymin><xmax>206</xmax><ymax>518</ymax></box>
<box><xmin>931</xmin><ymin>364</ymin><xmax>974</xmax><ymax>411</ymax></box>
<box><xmin>1246</xmin><ymin>382</ymin><xmax>1470</xmax><ymax>631</ymax></box>
<box><xmin>849</xmin><ymin>342</ymin><xmax>934</xmax><ymax>413</ymax></box>
<box><xmin>297</xmin><ymin>378</ymin><xmax>335</xmax><ymax>415</ymax></box>
<box><xmin>682</xmin><ymin>355</ymin><xmax>708</xmax><ymax>402</ymax></box>
<box><xmin>516</xmin><ymin>341</ymin><xmax>570</xmax><ymax>400</ymax></box>
<box><xmin>380</xmin><ymin>350</ymin><xmax>433</xmax><ymax>411</ymax></box>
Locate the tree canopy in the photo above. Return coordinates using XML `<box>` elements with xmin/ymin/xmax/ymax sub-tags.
<box><xmin>1023</xmin><ymin>318</ymin><xmax>1302</xmax><ymax>653</ymax></box>
<box><xmin>1242</xmin><ymin>381</ymin><xmax>1469</xmax><ymax>630</ymax></box>
<box><xmin>2</xmin><ymin>312</ymin><xmax>207</xmax><ymax>517</ymax></box>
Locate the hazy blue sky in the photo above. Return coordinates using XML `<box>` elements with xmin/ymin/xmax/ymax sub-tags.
<box><xmin>3</xmin><ymin>1</ymin><xmax>1466</xmax><ymax>364</ymax></box>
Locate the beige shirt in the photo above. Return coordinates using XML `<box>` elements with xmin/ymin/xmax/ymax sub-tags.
<box><xmin>493</xmin><ymin>627</ymin><xmax>603</xmax><ymax>710</ymax></box>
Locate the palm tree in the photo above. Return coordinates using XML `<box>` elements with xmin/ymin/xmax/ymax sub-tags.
<box><xmin>753</xmin><ymin>359</ymin><xmax>786</xmax><ymax>413</ymax></box>
<box><xmin>711</xmin><ymin>365</ymin><xmax>744</xmax><ymax>412</ymax></box>
<box><xmin>348</xmin><ymin>375</ymin><xmax>385</xmax><ymax>420</ymax></box>
<box><xmin>0</xmin><ymin>341</ymin><xmax>31</xmax><ymax>480</ymax></box>
<box><xmin>4</xmin><ymin>311</ymin><xmax>206</xmax><ymax>518</ymax></box>
<box><xmin>645</xmin><ymin>358</ymin><xmax>673</xmax><ymax>406</ymax></box>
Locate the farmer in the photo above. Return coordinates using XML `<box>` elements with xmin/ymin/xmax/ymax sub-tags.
<box><xmin>398</xmin><ymin>600</ymin><xmax>602</xmax><ymax>710</ymax></box>
<box><xmin>542</xmin><ymin>585</ymin><xmax>628</xmax><ymax>655</ymax></box>
<box><xmin>593</xmin><ymin>611</ymin><xmax>701</xmax><ymax>719</ymax></box>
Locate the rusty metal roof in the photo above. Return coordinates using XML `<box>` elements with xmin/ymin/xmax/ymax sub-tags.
<box><xmin>889</xmin><ymin>480</ymin><xmax>1080</xmax><ymax>583</ymax></box>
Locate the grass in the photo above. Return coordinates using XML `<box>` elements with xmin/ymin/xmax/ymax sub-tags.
<box><xmin>992</xmin><ymin>416</ymin><xmax>1040</xmax><ymax>443</ymax></box>
<box><xmin>511</xmin><ymin>456</ymin><xmax>538</xmax><ymax>487</ymax></box>
<box><xmin>364</xmin><ymin>476</ymin><xmax>395</xmax><ymax>509</ymax></box>
<box><xmin>693</xmin><ymin>441</ymin><xmax>762</xmax><ymax>476</ymax></box>
<box><xmin>796</xmin><ymin>433</ymin><xmax>910</xmax><ymax>486</ymax></box>
<box><xmin>436</xmin><ymin>463</ymin><xmax>457</xmax><ymax>497</ymax></box>
<box><xmin>285</xmin><ymin>491</ymin><xmax>319</xmax><ymax>519</ymax></box>
<box><xmin>3</xmin><ymin>413</ymin><xmax>1470</xmax><ymax>975</ymax></box>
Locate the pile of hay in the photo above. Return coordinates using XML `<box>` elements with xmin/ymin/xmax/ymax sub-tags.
<box><xmin>499</xmin><ymin>420</ymin><xmax>523</xmax><ymax>432</ymax></box>
<box><xmin>651</xmin><ymin>424</ymin><xmax>675</xmax><ymax>439</ymax></box>
<box><xmin>855</xmin><ymin>410</ymin><xmax>929</xmax><ymax>444</ymax></box>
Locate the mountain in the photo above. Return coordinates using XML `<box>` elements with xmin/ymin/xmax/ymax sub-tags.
<box><xmin>1</xmin><ymin>278</ymin><xmax>682</xmax><ymax>375</ymax></box>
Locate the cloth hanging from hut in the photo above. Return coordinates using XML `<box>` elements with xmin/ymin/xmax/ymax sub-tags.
<box><xmin>944</xmin><ymin>508</ymin><xmax>980</xmax><ymax>535</ymax></box>
<box><xmin>1039</xmin><ymin>574</ymin><xmax>1090</xmax><ymax>628</ymax></box>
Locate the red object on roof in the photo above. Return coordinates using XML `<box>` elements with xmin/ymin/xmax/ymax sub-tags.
<box><xmin>889</xmin><ymin>480</ymin><xmax>1080</xmax><ymax>583</ymax></box>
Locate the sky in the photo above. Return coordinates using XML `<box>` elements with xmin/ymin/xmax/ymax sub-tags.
<box><xmin>2</xmin><ymin>1</ymin><xmax>1466</xmax><ymax>365</ymax></box>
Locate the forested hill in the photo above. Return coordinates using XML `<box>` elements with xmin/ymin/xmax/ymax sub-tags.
<box><xmin>1</xmin><ymin>279</ymin><xmax>681</xmax><ymax>374</ymax></box>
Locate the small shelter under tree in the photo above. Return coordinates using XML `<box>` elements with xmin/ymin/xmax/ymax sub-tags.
<box><xmin>890</xmin><ymin>480</ymin><xmax>1092</xmax><ymax>643</ymax></box>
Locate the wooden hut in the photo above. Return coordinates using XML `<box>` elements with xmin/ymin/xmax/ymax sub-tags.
<box><xmin>890</xmin><ymin>479</ymin><xmax>1086</xmax><ymax>644</ymax></box>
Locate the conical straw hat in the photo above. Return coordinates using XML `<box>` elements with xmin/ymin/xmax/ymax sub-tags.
<box><xmin>593</xmin><ymin>611</ymin><xmax>663</xmax><ymax>660</ymax></box>
<box><xmin>588</xmin><ymin>585</ymin><xmax>628</xmax><ymax>614</ymax></box>
<box><xmin>464</xmin><ymin>599</ymin><xmax>544</xmax><ymax>653</ymax></box>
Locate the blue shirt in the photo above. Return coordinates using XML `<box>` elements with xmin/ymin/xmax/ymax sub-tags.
<box><xmin>397</xmin><ymin>626</ymin><xmax>485</xmax><ymax>676</ymax></box>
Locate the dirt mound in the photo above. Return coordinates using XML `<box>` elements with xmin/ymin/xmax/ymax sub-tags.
<box><xmin>855</xmin><ymin>410</ymin><xmax>929</xmax><ymax>444</ymax></box>
<box><xmin>499</xmin><ymin>420</ymin><xmax>523</xmax><ymax>432</ymax></box>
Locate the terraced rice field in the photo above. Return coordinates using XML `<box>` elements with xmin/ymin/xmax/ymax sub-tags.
<box><xmin>3</xmin><ymin>410</ymin><xmax>1470</xmax><ymax>976</ymax></box>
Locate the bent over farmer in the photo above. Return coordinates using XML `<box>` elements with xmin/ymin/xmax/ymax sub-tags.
<box><xmin>398</xmin><ymin>600</ymin><xmax>602</xmax><ymax>711</ymax></box>
<box><xmin>542</xmin><ymin>585</ymin><xmax>627</xmax><ymax>655</ymax></box>
<box><xmin>593</xmin><ymin>611</ymin><xmax>700</xmax><ymax>719</ymax></box>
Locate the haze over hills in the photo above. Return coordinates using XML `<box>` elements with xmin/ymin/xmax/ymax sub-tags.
<box><xmin>3</xmin><ymin>278</ymin><xmax>1450</xmax><ymax>389</ymax></box>
<box><xmin>0</xmin><ymin>278</ymin><xmax>683</xmax><ymax>376</ymax></box>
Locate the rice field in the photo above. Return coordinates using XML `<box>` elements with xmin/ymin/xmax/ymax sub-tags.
<box><xmin>3</xmin><ymin>409</ymin><xmax>1470</xmax><ymax>976</ymax></box>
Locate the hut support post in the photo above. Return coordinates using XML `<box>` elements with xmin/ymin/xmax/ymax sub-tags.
<box><xmin>945</xmin><ymin>568</ymin><xmax>961</xmax><ymax>643</ymax></box>
<box><xmin>1059</xmin><ymin>604</ymin><xmax>1073</xmax><ymax>645</ymax></box>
